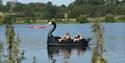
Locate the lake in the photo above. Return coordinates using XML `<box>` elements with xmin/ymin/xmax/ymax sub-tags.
<box><xmin>0</xmin><ymin>23</ymin><xmax>125</xmax><ymax>63</ymax></box>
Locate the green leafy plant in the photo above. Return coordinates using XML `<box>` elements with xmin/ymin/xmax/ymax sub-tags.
<box><xmin>0</xmin><ymin>42</ymin><xmax>3</xmax><ymax>52</ymax></box>
<box><xmin>5</xmin><ymin>24</ymin><xmax>23</xmax><ymax>63</ymax></box>
<box><xmin>77</xmin><ymin>15</ymin><xmax>88</xmax><ymax>23</ymax></box>
<box><xmin>91</xmin><ymin>18</ymin><xmax>107</xmax><ymax>63</ymax></box>
<box><xmin>0</xmin><ymin>12</ymin><xmax>4</xmax><ymax>24</ymax></box>
<box><xmin>115</xmin><ymin>15</ymin><xmax>125</xmax><ymax>22</ymax></box>
<box><xmin>105</xmin><ymin>14</ymin><xmax>115</xmax><ymax>22</ymax></box>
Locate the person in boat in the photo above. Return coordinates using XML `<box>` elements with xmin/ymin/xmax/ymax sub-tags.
<box><xmin>59</xmin><ymin>32</ymin><xmax>72</xmax><ymax>42</ymax></box>
<box><xmin>74</xmin><ymin>32</ymin><xmax>84</xmax><ymax>42</ymax></box>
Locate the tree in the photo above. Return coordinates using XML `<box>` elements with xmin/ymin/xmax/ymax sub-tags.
<box><xmin>42</xmin><ymin>2</ymin><xmax>59</xmax><ymax>19</ymax></box>
<box><xmin>0</xmin><ymin>0</ymin><xmax>124</xmax><ymax>21</ymax></box>
<box><xmin>13</xmin><ymin>2</ymin><xmax>23</xmax><ymax>12</ymax></box>
<box><xmin>74</xmin><ymin>0</ymin><xmax>84</xmax><ymax>5</ymax></box>
<box><xmin>0</xmin><ymin>0</ymin><xmax>3</xmax><ymax>11</ymax></box>
<box><xmin>47</xmin><ymin>1</ymin><xmax>53</xmax><ymax>6</ymax></box>
<box><xmin>3</xmin><ymin>1</ymin><xmax>11</xmax><ymax>12</ymax></box>
<box><xmin>55</xmin><ymin>4</ymin><xmax>67</xmax><ymax>19</ymax></box>
<box><xmin>3</xmin><ymin>15</ymin><xmax>16</xmax><ymax>24</ymax></box>
<box><xmin>68</xmin><ymin>5</ymin><xmax>84</xmax><ymax>18</ymax></box>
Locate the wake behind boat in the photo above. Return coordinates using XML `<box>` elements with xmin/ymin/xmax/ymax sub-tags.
<box><xmin>47</xmin><ymin>21</ymin><xmax>91</xmax><ymax>46</ymax></box>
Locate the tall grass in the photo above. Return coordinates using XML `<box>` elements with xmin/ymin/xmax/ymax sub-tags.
<box><xmin>0</xmin><ymin>42</ymin><xmax>3</xmax><ymax>63</ymax></box>
<box><xmin>5</xmin><ymin>24</ymin><xmax>23</xmax><ymax>63</ymax></box>
<box><xmin>91</xmin><ymin>18</ymin><xmax>107</xmax><ymax>63</ymax></box>
<box><xmin>0</xmin><ymin>42</ymin><xmax>3</xmax><ymax>52</ymax></box>
<box><xmin>0</xmin><ymin>13</ymin><xmax>3</xmax><ymax>63</ymax></box>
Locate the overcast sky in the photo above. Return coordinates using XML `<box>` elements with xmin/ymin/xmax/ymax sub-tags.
<box><xmin>3</xmin><ymin>0</ymin><xmax>75</xmax><ymax>6</ymax></box>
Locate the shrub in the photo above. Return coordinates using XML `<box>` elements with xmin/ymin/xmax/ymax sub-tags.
<box><xmin>115</xmin><ymin>15</ymin><xmax>125</xmax><ymax>22</ymax></box>
<box><xmin>24</xmin><ymin>17</ymin><xmax>31</xmax><ymax>24</ymax></box>
<box><xmin>55</xmin><ymin>18</ymin><xmax>62</xmax><ymax>22</ymax></box>
<box><xmin>12</xmin><ymin>13</ymin><xmax>26</xmax><ymax>17</ymax></box>
<box><xmin>3</xmin><ymin>15</ymin><xmax>16</xmax><ymax>24</ymax></box>
<box><xmin>105</xmin><ymin>14</ymin><xmax>115</xmax><ymax>22</ymax></box>
<box><xmin>0</xmin><ymin>12</ymin><xmax>4</xmax><ymax>24</ymax></box>
<box><xmin>77</xmin><ymin>15</ymin><xmax>88</xmax><ymax>23</ymax></box>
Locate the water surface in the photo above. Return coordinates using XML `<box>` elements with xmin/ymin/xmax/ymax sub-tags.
<box><xmin>0</xmin><ymin>23</ymin><xmax>125</xmax><ymax>63</ymax></box>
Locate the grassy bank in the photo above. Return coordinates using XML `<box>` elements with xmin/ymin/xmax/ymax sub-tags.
<box><xmin>0</xmin><ymin>17</ymin><xmax>125</xmax><ymax>24</ymax></box>
<box><xmin>12</xmin><ymin>19</ymin><xmax>79</xmax><ymax>24</ymax></box>
<box><xmin>15</xmin><ymin>18</ymin><xmax>125</xmax><ymax>24</ymax></box>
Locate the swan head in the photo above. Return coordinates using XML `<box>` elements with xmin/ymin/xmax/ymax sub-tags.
<box><xmin>48</xmin><ymin>21</ymin><xmax>55</xmax><ymax>25</ymax></box>
<box><xmin>48</xmin><ymin>21</ymin><xmax>52</xmax><ymax>25</ymax></box>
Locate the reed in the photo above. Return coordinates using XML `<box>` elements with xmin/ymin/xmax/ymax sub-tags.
<box><xmin>0</xmin><ymin>42</ymin><xmax>3</xmax><ymax>51</ymax></box>
<box><xmin>32</xmin><ymin>56</ymin><xmax>36</xmax><ymax>63</ymax></box>
<box><xmin>5</xmin><ymin>24</ymin><xmax>22</xmax><ymax>63</ymax></box>
<box><xmin>91</xmin><ymin>18</ymin><xmax>107</xmax><ymax>63</ymax></box>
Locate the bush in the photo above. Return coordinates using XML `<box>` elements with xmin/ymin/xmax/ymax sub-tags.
<box><xmin>55</xmin><ymin>18</ymin><xmax>62</xmax><ymax>22</ymax></box>
<box><xmin>0</xmin><ymin>12</ymin><xmax>4</xmax><ymax>24</ymax></box>
<box><xmin>3</xmin><ymin>15</ymin><xmax>16</xmax><ymax>24</ymax></box>
<box><xmin>115</xmin><ymin>15</ymin><xmax>125</xmax><ymax>22</ymax></box>
<box><xmin>77</xmin><ymin>15</ymin><xmax>88</xmax><ymax>23</ymax></box>
<box><xmin>12</xmin><ymin>13</ymin><xmax>26</xmax><ymax>17</ymax></box>
<box><xmin>24</xmin><ymin>17</ymin><xmax>31</xmax><ymax>24</ymax></box>
<box><xmin>105</xmin><ymin>14</ymin><xmax>115</xmax><ymax>22</ymax></box>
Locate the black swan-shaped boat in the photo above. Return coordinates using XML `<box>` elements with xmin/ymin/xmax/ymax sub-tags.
<box><xmin>47</xmin><ymin>21</ymin><xmax>91</xmax><ymax>46</ymax></box>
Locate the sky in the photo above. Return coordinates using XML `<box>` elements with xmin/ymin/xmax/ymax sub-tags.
<box><xmin>3</xmin><ymin>0</ymin><xmax>75</xmax><ymax>6</ymax></box>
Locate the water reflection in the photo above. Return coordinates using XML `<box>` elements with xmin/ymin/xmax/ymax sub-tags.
<box><xmin>47</xmin><ymin>46</ymin><xmax>87</xmax><ymax>63</ymax></box>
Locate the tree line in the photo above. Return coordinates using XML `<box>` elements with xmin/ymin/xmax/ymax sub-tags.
<box><xmin>0</xmin><ymin>0</ymin><xmax>125</xmax><ymax>23</ymax></box>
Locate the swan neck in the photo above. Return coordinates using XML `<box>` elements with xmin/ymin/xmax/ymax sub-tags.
<box><xmin>48</xmin><ymin>23</ymin><xmax>56</xmax><ymax>37</ymax></box>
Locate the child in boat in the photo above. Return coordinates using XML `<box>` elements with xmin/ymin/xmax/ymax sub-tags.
<box><xmin>59</xmin><ymin>32</ymin><xmax>72</xmax><ymax>42</ymax></box>
<box><xmin>74</xmin><ymin>32</ymin><xmax>84</xmax><ymax>42</ymax></box>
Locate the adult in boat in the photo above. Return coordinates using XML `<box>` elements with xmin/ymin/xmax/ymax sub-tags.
<box><xmin>59</xmin><ymin>32</ymin><xmax>73</xmax><ymax>42</ymax></box>
<box><xmin>74</xmin><ymin>32</ymin><xmax>84</xmax><ymax>42</ymax></box>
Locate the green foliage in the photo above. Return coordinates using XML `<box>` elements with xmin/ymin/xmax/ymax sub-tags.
<box><xmin>11</xmin><ymin>13</ymin><xmax>26</xmax><ymax>17</ymax></box>
<box><xmin>91</xmin><ymin>18</ymin><xmax>107</xmax><ymax>63</ymax></box>
<box><xmin>3</xmin><ymin>1</ymin><xmax>11</xmax><ymax>12</ymax></box>
<box><xmin>77</xmin><ymin>15</ymin><xmax>88</xmax><ymax>23</ymax></box>
<box><xmin>0</xmin><ymin>0</ymin><xmax>3</xmax><ymax>11</ymax></box>
<box><xmin>55</xmin><ymin>12</ymin><xmax>64</xmax><ymax>19</ymax></box>
<box><xmin>0</xmin><ymin>42</ymin><xmax>3</xmax><ymax>52</ymax></box>
<box><xmin>115</xmin><ymin>15</ymin><xmax>125</xmax><ymax>21</ymax></box>
<box><xmin>0</xmin><ymin>0</ymin><xmax>125</xmax><ymax>23</ymax></box>
<box><xmin>69</xmin><ymin>0</ymin><xmax>125</xmax><ymax>18</ymax></box>
<box><xmin>68</xmin><ymin>5</ymin><xmax>85</xmax><ymax>18</ymax></box>
<box><xmin>0</xmin><ymin>12</ymin><xmax>4</xmax><ymax>24</ymax></box>
<box><xmin>92</xmin><ymin>47</ymin><xmax>107</xmax><ymax>63</ymax></box>
<box><xmin>105</xmin><ymin>14</ymin><xmax>115</xmax><ymax>22</ymax></box>
<box><xmin>24</xmin><ymin>10</ymin><xmax>35</xmax><ymax>17</ymax></box>
<box><xmin>3</xmin><ymin>15</ymin><xmax>12</xmax><ymax>24</ymax></box>
<box><xmin>3</xmin><ymin>15</ymin><xmax>16</xmax><ymax>24</ymax></box>
<box><xmin>24</xmin><ymin>17</ymin><xmax>31</xmax><ymax>24</ymax></box>
<box><xmin>42</xmin><ymin>4</ymin><xmax>62</xmax><ymax>19</ymax></box>
<box><xmin>55</xmin><ymin>18</ymin><xmax>62</xmax><ymax>22</ymax></box>
<box><xmin>5</xmin><ymin>24</ymin><xmax>22</xmax><ymax>63</ymax></box>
